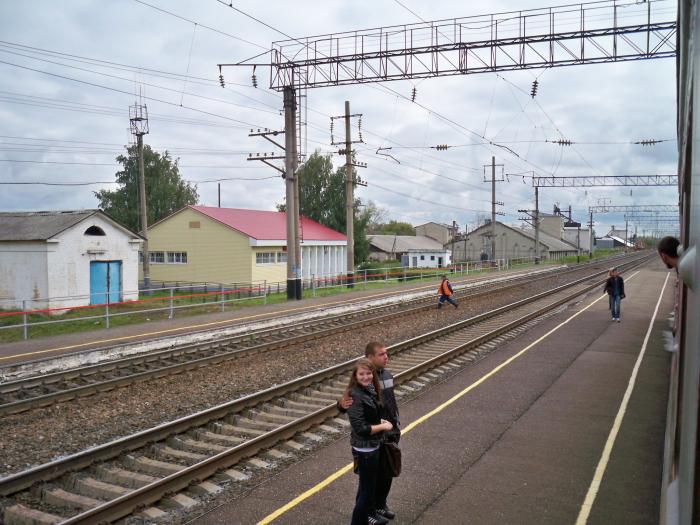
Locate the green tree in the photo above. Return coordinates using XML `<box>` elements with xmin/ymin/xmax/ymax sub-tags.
<box><xmin>278</xmin><ymin>151</ymin><xmax>370</xmax><ymax>265</ymax></box>
<box><xmin>95</xmin><ymin>145</ymin><xmax>198</xmax><ymax>232</ymax></box>
<box><xmin>378</xmin><ymin>220</ymin><xmax>415</xmax><ymax>236</ymax></box>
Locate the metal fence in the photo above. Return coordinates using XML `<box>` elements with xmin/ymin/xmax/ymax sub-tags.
<box><xmin>0</xmin><ymin>256</ymin><xmax>551</xmax><ymax>340</ymax></box>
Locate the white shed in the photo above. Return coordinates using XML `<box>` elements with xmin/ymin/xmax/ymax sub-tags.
<box><xmin>0</xmin><ymin>210</ymin><xmax>143</xmax><ymax>311</ymax></box>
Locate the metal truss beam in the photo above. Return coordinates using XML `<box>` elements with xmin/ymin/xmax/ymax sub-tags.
<box><xmin>271</xmin><ymin>1</ymin><xmax>676</xmax><ymax>90</ymax></box>
<box><xmin>532</xmin><ymin>175</ymin><xmax>678</xmax><ymax>187</ymax></box>
<box><xmin>588</xmin><ymin>204</ymin><xmax>679</xmax><ymax>213</ymax></box>
<box><xmin>625</xmin><ymin>216</ymin><xmax>679</xmax><ymax>222</ymax></box>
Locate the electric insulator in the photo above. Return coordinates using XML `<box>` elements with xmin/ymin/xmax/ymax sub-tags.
<box><xmin>411</xmin><ymin>87</ymin><xmax>417</xmax><ymax>102</ymax></box>
<box><xmin>219</xmin><ymin>74</ymin><xmax>225</xmax><ymax>88</ymax></box>
<box><xmin>252</xmin><ymin>74</ymin><xmax>258</xmax><ymax>88</ymax></box>
<box><xmin>530</xmin><ymin>79</ymin><xmax>539</xmax><ymax>98</ymax></box>
<box><xmin>435</xmin><ymin>144</ymin><xmax>448</xmax><ymax>150</ymax></box>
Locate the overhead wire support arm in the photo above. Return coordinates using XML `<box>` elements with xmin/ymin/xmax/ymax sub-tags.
<box><xmin>532</xmin><ymin>175</ymin><xmax>679</xmax><ymax>187</ymax></box>
<box><xmin>269</xmin><ymin>1</ymin><xmax>676</xmax><ymax>90</ymax></box>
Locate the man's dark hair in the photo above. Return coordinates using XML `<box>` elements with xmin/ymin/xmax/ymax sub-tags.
<box><xmin>658</xmin><ymin>236</ymin><xmax>680</xmax><ymax>257</ymax></box>
<box><xmin>365</xmin><ymin>341</ymin><xmax>384</xmax><ymax>357</ymax></box>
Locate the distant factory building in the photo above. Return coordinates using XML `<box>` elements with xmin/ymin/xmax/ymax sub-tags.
<box><xmin>144</xmin><ymin>205</ymin><xmax>347</xmax><ymax>285</ymax></box>
<box><xmin>414</xmin><ymin>221</ymin><xmax>458</xmax><ymax>245</ymax></box>
<box><xmin>452</xmin><ymin>215</ymin><xmax>579</xmax><ymax>262</ymax></box>
<box><xmin>0</xmin><ymin>210</ymin><xmax>143</xmax><ymax>310</ymax></box>
<box><xmin>367</xmin><ymin>234</ymin><xmax>451</xmax><ymax>268</ymax></box>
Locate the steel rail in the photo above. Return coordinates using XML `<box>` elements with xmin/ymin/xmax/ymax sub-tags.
<box><xmin>42</xmin><ymin>254</ymin><xmax>652</xmax><ymax>525</ymax></box>
<box><xmin>0</xmin><ymin>258</ymin><xmax>632</xmax><ymax>416</ymax></box>
<box><xmin>0</xmin><ymin>254</ymin><xmax>649</xmax><ymax>504</ymax></box>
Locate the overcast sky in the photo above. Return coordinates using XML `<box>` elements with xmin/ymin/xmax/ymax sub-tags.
<box><xmin>0</xmin><ymin>0</ymin><xmax>679</xmax><ymax>237</ymax></box>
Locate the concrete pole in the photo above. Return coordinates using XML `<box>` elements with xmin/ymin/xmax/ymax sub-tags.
<box><xmin>577</xmin><ymin>225</ymin><xmax>580</xmax><ymax>263</ymax></box>
<box><xmin>534</xmin><ymin>186</ymin><xmax>540</xmax><ymax>264</ymax></box>
<box><xmin>624</xmin><ymin>219</ymin><xmax>629</xmax><ymax>252</ymax></box>
<box><xmin>589</xmin><ymin>211</ymin><xmax>594</xmax><ymax>258</ymax></box>
<box><xmin>344</xmin><ymin>100</ymin><xmax>354</xmax><ymax>287</ymax></box>
<box><xmin>283</xmin><ymin>86</ymin><xmax>300</xmax><ymax>300</ymax></box>
<box><xmin>137</xmin><ymin>133</ymin><xmax>150</xmax><ymax>290</ymax></box>
<box><xmin>491</xmin><ymin>156</ymin><xmax>496</xmax><ymax>261</ymax></box>
<box><xmin>451</xmin><ymin>220</ymin><xmax>457</xmax><ymax>267</ymax></box>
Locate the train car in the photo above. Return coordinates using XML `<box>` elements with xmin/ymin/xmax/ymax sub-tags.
<box><xmin>660</xmin><ymin>2</ymin><xmax>700</xmax><ymax>524</ymax></box>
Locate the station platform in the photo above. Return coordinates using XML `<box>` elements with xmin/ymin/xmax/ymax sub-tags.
<box><xmin>189</xmin><ymin>262</ymin><xmax>674</xmax><ymax>525</ymax></box>
<box><xmin>0</xmin><ymin>265</ymin><xmax>560</xmax><ymax>368</ymax></box>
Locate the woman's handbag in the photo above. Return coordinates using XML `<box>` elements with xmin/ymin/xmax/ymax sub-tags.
<box><xmin>382</xmin><ymin>442</ymin><xmax>402</xmax><ymax>477</ymax></box>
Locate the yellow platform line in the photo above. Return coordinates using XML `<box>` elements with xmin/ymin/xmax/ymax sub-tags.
<box><xmin>256</xmin><ymin>271</ymin><xmax>641</xmax><ymax>524</ymax></box>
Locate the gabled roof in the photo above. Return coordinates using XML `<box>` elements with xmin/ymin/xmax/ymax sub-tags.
<box><xmin>0</xmin><ymin>210</ymin><xmax>142</xmax><ymax>241</ymax></box>
<box><xmin>467</xmin><ymin>221</ymin><xmax>577</xmax><ymax>252</ymax></box>
<box><xmin>416</xmin><ymin>221</ymin><xmax>453</xmax><ymax>228</ymax></box>
<box><xmin>188</xmin><ymin>205</ymin><xmax>346</xmax><ymax>241</ymax></box>
<box><xmin>368</xmin><ymin>234</ymin><xmax>445</xmax><ymax>252</ymax></box>
<box><xmin>604</xmin><ymin>235</ymin><xmax>634</xmax><ymax>247</ymax></box>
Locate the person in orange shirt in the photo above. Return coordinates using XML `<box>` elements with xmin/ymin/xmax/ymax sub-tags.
<box><xmin>437</xmin><ymin>274</ymin><xmax>458</xmax><ymax>309</ymax></box>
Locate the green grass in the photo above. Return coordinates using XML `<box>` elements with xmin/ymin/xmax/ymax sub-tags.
<box><xmin>0</xmin><ymin>250</ymin><xmax>628</xmax><ymax>343</ymax></box>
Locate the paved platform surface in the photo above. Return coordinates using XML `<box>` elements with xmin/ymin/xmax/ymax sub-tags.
<box><xmin>0</xmin><ymin>266</ymin><xmax>555</xmax><ymax>367</ymax></box>
<box><xmin>188</xmin><ymin>261</ymin><xmax>673</xmax><ymax>525</ymax></box>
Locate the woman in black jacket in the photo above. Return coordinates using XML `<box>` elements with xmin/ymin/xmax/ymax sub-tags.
<box><xmin>346</xmin><ymin>358</ymin><xmax>393</xmax><ymax>525</ymax></box>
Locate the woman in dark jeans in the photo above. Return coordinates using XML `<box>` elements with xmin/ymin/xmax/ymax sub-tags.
<box><xmin>346</xmin><ymin>358</ymin><xmax>393</xmax><ymax>525</ymax></box>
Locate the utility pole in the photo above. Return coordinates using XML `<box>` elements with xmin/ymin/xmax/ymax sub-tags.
<box><xmin>589</xmin><ymin>211</ymin><xmax>594</xmax><ymax>258</ymax></box>
<box><xmin>577</xmin><ymin>224</ymin><xmax>581</xmax><ymax>263</ymax></box>
<box><xmin>451</xmin><ymin>220</ymin><xmax>457</xmax><ymax>267</ymax></box>
<box><xmin>491</xmin><ymin>156</ymin><xmax>496</xmax><ymax>261</ymax></box>
<box><xmin>218</xmin><ymin>183</ymin><xmax>221</xmax><ymax>207</ymax></box>
<box><xmin>344</xmin><ymin>101</ymin><xmax>354</xmax><ymax>287</ymax></box>
<box><xmin>331</xmin><ymin>103</ymin><xmax>366</xmax><ymax>288</ymax></box>
<box><xmin>483</xmin><ymin>157</ymin><xmax>504</xmax><ymax>262</ymax></box>
<box><xmin>624</xmin><ymin>219</ymin><xmax>629</xmax><ymax>252</ymax></box>
<box><xmin>130</xmin><ymin>102</ymin><xmax>150</xmax><ymax>292</ymax></box>
<box><xmin>283</xmin><ymin>86</ymin><xmax>301</xmax><ymax>300</ymax></box>
<box><xmin>534</xmin><ymin>186</ymin><xmax>540</xmax><ymax>264</ymax></box>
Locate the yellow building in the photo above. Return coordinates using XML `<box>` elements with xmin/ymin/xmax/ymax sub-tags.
<box><xmin>144</xmin><ymin>206</ymin><xmax>347</xmax><ymax>286</ymax></box>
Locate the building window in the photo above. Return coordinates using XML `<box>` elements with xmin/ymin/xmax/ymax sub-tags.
<box><xmin>149</xmin><ymin>251</ymin><xmax>165</xmax><ymax>263</ymax></box>
<box><xmin>277</xmin><ymin>252</ymin><xmax>287</xmax><ymax>263</ymax></box>
<box><xmin>430</xmin><ymin>255</ymin><xmax>435</xmax><ymax>261</ymax></box>
<box><xmin>84</xmin><ymin>226</ymin><xmax>106</xmax><ymax>236</ymax></box>
<box><xmin>256</xmin><ymin>252</ymin><xmax>275</xmax><ymax>264</ymax></box>
<box><xmin>167</xmin><ymin>251</ymin><xmax>187</xmax><ymax>264</ymax></box>
<box><xmin>420</xmin><ymin>255</ymin><xmax>425</xmax><ymax>260</ymax></box>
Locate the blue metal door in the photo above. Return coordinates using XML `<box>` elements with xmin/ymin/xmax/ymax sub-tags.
<box><xmin>90</xmin><ymin>261</ymin><xmax>122</xmax><ymax>304</ymax></box>
<box><xmin>107</xmin><ymin>261</ymin><xmax>122</xmax><ymax>303</ymax></box>
<box><xmin>90</xmin><ymin>262</ymin><xmax>108</xmax><ymax>305</ymax></box>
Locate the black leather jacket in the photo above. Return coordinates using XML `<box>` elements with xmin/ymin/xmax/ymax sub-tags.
<box><xmin>347</xmin><ymin>384</ymin><xmax>386</xmax><ymax>449</ymax></box>
<box><xmin>339</xmin><ymin>368</ymin><xmax>401</xmax><ymax>443</ymax></box>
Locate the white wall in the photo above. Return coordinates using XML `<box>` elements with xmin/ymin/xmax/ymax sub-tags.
<box><xmin>407</xmin><ymin>250</ymin><xmax>450</xmax><ymax>268</ymax></box>
<box><xmin>0</xmin><ymin>216</ymin><xmax>141</xmax><ymax>311</ymax></box>
<box><xmin>50</xmin><ymin>216</ymin><xmax>141</xmax><ymax>308</ymax></box>
<box><xmin>0</xmin><ymin>242</ymin><xmax>49</xmax><ymax>309</ymax></box>
<box><xmin>562</xmin><ymin>228</ymin><xmax>591</xmax><ymax>252</ymax></box>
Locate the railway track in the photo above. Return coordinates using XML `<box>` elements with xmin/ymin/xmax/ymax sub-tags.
<box><xmin>0</xmin><ymin>257</ymin><xmax>636</xmax><ymax>416</ymax></box>
<box><xmin>0</xmin><ymin>255</ymin><xmax>651</xmax><ymax>525</ymax></box>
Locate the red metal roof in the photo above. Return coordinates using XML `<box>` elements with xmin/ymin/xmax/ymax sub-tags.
<box><xmin>190</xmin><ymin>206</ymin><xmax>347</xmax><ymax>241</ymax></box>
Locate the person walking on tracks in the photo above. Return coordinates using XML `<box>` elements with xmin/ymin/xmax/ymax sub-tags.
<box><xmin>603</xmin><ymin>267</ymin><xmax>626</xmax><ymax>322</ymax></box>
<box><xmin>345</xmin><ymin>358</ymin><xmax>394</xmax><ymax>525</ymax></box>
<box><xmin>339</xmin><ymin>342</ymin><xmax>400</xmax><ymax>522</ymax></box>
<box><xmin>437</xmin><ymin>274</ymin><xmax>458</xmax><ymax>309</ymax></box>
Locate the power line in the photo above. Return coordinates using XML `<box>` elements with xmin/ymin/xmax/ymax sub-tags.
<box><xmin>132</xmin><ymin>0</ymin><xmax>267</xmax><ymax>50</ymax></box>
<box><xmin>0</xmin><ymin>47</ymin><xmax>281</xmax><ymax>116</ymax></box>
<box><xmin>0</xmin><ymin>175</ymin><xmax>279</xmax><ymax>186</ymax></box>
<box><xmin>0</xmin><ymin>159</ymin><xmax>271</xmax><ymax>168</ymax></box>
<box><xmin>0</xmin><ymin>59</ymin><xmax>267</xmax><ymax>127</ymax></box>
